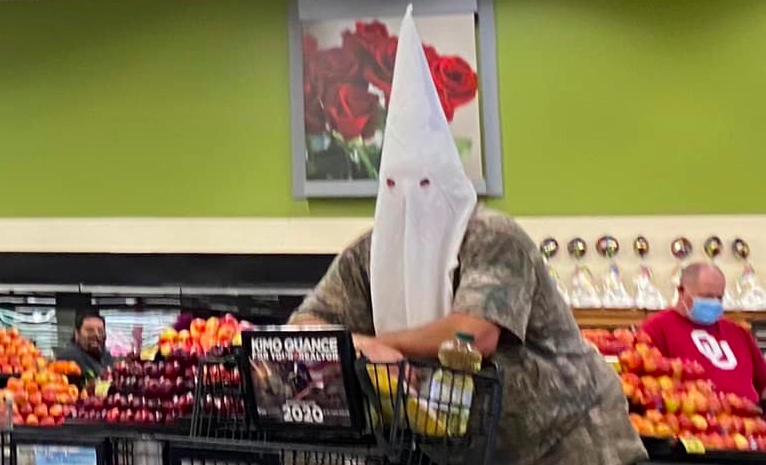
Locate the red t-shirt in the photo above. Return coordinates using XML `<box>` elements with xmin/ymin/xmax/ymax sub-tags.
<box><xmin>641</xmin><ymin>309</ymin><xmax>766</xmax><ymax>403</ymax></box>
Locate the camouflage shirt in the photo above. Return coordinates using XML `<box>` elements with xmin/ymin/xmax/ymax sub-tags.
<box><xmin>292</xmin><ymin>207</ymin><xmax>646</xmax><ymax>465</ymax></box>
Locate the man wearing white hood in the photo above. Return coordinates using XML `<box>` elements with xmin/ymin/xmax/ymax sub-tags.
<box><xmin>291</xmin><ymin>7</ymin><xmax>646</xmax><ymax>465</ymax></box>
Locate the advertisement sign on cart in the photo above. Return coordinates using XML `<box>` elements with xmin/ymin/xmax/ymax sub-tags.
<box><xmin>242</xmin><ymin>326</ymin><xmax>362</xmax><ymax>429</ymax></box>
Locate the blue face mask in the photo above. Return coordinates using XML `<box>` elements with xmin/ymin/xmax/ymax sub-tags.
<box><xmin>688</xmin><ymin>297</ymin><xmax>724</xmax><ymax>325</ymax></box>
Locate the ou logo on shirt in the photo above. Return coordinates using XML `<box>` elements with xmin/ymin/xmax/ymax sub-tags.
<box><xmin>691</xmin><ymin>330</ymin><xmax>738</xmax><ymax>370</ymax></box>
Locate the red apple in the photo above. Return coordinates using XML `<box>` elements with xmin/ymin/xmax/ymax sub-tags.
<box><xmin>754</xmin><ymin>418</ymin><xmax>766</xmax><ymax>435</ymax></box>
<box><xmin>669</xmin><ymin>358</ymin><xmax>683</xmax><ymax>380</ymax></box>
<box><xmin>119</xmin><ymin>409</ymin><xmax>134</xmax><ymax>423</ymax></box>
<box><xmin>635</xmin><ymin>330</ymin><xmax>653</xmax><ymax>345</ymax></box>
<box><xmin>678</xmin><ymin>413</ymin><xmax>694</xmax><ymax>432</ymax></box>
<box><xmin>143</xmin><ymin>362</ymin><xmax>161</xmax><ymax>379</ymax></box>
<box><xmin>665</xmin><ymin>413</ymin><xmax>680</xmax><ymax>434</ymax></box>
<box><xmin>743</xmin><ymin>418</ymin><xmax>757</xmax><ymax>436</ymax></box>
<box><xmin>158</xmin><ymin>378</ymin><xmax>174</xmax><ymax>399</ymax></box>
<box><xmin>42</xmin><ymin>390</ymin><xmax>56</xmax><ymax>405</ymax></box>
<box><xmin>731</xmin><ymin>416</ymin><xmax>745</xmax><ymax>434</ymax></box>
<box><xmin>164</xmin><ymin>360</ymin><xmax>181</xmax><ymax>379</ymax></box>
<box><xmin>146</xmin><ymin>398</ymin><xmax>160</xmax><ymax>411</ymax></box>
<box><xmin>40</xmin><ymin>416</ymin><xmax>55</xmax><ymax>426</ymax></box>
<box><xmin>19</xmin><ymin>402</ymin><xmax>33</xmax><ymax>418</ymax></box>
<box><xmin>706</xmin><ymin>414</ymin><xmax>720</xmax><ymax>434</ymax></box>
<box><xmin>717</xmin><ymin>413</ymin><xmax>734</xmax><ymax>433</ymax></box>
<box><xmin>612</xmin><ymin>328</ymin><xmax>635</xmax><ymax>347</ymax></box>
<box><xmin>114</xmin><ymin>361</ymin><xmax>129</xmax><ymax>376</ymax></box>
<box><xmin>708</xmin><ymin>432</ymin><xmax>725</xmax><ymax>450</ymax></box>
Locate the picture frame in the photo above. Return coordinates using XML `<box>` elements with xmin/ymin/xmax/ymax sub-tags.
<box><xmin>288</xmin><ymin>0</ymin><xmax>503</xmax><ymax>198</ymax></box>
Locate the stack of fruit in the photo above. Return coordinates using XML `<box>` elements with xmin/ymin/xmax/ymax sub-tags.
<box><xmin>590</xmin><ymin>327</ymin><xmax>766</xmax><ymax>452</ymax></box>
<box><xmin>4</xmin><ymin>366</ymin><xmax>80</xmax><ymax>426</ymax></box>
<box><xmin>0</xmin><ymin>327</ymin><xmax>74</xmax><ymax>376</ymax></box>
<box><xmin>157</xmin><ymin>314</ymin><xmax>249</xmax><ymax>358</ymax></box>
<box><xmin>0</xmin><ymin>328</ymin><xmax>81</xmax><ymax>427</ymax></box>
<box><xmin>78</xmin><ymin>354</ymin><xmax>195</xmax><ymax>425</ymax></box>
<box><xmin>199</xmin><ymin>362</ymin><xmax>246</xmax><ymax>418</ymax></box>
<box><xmin>582</xmin><ymin>328</ymin><xmax>640</xmax><ymax>356</ymax></box>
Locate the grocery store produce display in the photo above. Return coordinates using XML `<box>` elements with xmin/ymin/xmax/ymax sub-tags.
<box><xmin>0</xmin><ymin>328</ymin><xmax>81</xmax><ymax>426</ymax></box>
<box><xmin>77</xmin><ymin>354</ymin><xmax>196</xmax><ymax>425</ymax></box>
<box><xmin>157</xmin><ymin>313</ymin><xmax>250</xmax><ymax>358</ymax></box>
<box><xmin>76</xmin><ymin>314</ymin><xmax>248</xmax><ymax>426</ymax></box>
<box><xmin>583</xmin><ymin>328</ymin><xmax>766</xmax><ymax>452</ymax></box>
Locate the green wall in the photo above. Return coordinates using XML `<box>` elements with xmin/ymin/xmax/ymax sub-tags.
<box><xmin>1</xmin><ymin>0</ymin><xmax>765</xmax><ymax>217</ymax></box>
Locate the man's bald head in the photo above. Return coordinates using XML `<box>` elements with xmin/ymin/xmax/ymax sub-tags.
<box><xmin>676</xmin><ymin>262</ymin><xmax>726</xmax><ymax>314</ymax></box>
<box><xmin>680</xmin><ymin>263</ymin><xmax>726</xmax><ymax>289</ymax></box>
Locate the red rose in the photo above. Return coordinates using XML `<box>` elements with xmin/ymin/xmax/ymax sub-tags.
<box><xmin>303</xmin><ymin>34</ymin><xmax>318</xmax><ymax>56</ymax></box>
<box><xmin>342</xmin><ymin>21</ymin><xmax>389</xmax><ymax>59</ymax></box>
<box><xmin>423</xmin><ymin>44</ymin><xmax>439</xmax><ymax>65</ymax></box>
<box><xmin>436</xmin><ymin>86</ymin><xmax>455</xmax><ymax>122</ymax></box>
<box><xmin>302</xmin><ymin>35</ymin><xmax>320</xmax><ymax>97</ymax></box>
<box><xmin>323</xmin><ymin>83</ymin><xmax>380</xmax><ymax>140</ymax></box>
<box><xmin>313</xmin><ymin>47</ymin><xmax>362</xmax><ymax>94</ymax></box>
<box><xmin>363</xmin><ymin>37</ymin><xmax>398</xmax><ymax>101</ymax></box>
<box><xmin>304</xmin><ymin>95</ymin><xmax>326</xmax><ymax>134</ymax></box>
<box><xmin>430</xmin><ymin>55</ymin><xmax>478</xmax><ymax>108</ymax></box>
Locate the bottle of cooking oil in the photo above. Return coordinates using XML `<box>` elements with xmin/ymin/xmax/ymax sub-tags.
<box><xmin>429</xmin><ymin>332</ymin><xmax>482</xmax><ymax>436</ymax></box>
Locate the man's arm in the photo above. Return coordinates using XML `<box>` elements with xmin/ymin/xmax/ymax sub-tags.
<box><xmin>287</xmin><ymin>234</ymin><xmax>375</xmax><ymax>335</ymax></box>
<box><xmin>288</xmin><ymin>314</ymin><xmax>331</xmax><ymax>325</ymax></box>
<box><xmin>375</xmin><ymin>313</ymin><xmax>500</xmax><ymax>358</ymax></box>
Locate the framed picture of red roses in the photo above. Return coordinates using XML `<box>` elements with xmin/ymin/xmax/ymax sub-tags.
<box><xmin>289</xmin><ymin>0</ymin><xmax>502</xmax><ymax>198</ymax></box>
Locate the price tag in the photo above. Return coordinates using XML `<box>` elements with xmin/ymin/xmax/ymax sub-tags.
<box><xmin>679</xmin><ymin>437</ymin><xmax>705</xmax><ymax>455</ymax></box>
<box><xmin>94</xmin><ymin>380</ymin><xmax>111</xmax><ymax>398</ymax></box>
<box><xmin>33</xmin><ymin>446</ymin><xmax>97</xmax><ymax>465</ymax></box>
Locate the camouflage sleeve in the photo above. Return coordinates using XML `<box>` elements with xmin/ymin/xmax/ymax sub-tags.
<box><xmin>452</xmin><ymin>220</ymin><xmax>537</xmax><ymax>342</ymax></box>
<box><xmin>289</xmin><ymin>234</ymin><xmax>375</xmax><ymax>335</ymax></box>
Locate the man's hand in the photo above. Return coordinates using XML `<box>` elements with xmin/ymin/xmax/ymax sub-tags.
<box><xmin>353</xmin><ymin>334</ymin><xmax>404</xmax><ymax>362</ymax></box>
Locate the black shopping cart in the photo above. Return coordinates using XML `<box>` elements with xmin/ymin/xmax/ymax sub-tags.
<box><xmin>164</xmin><ymin>350</ymin><xmax>503</xmax><ymax>465</ymax></box>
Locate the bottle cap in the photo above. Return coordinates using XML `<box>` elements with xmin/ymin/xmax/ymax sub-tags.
<box><xmin>456</xmin><ymin>332</ymin><xmax>474</xmax><ymax>342</ymax></box>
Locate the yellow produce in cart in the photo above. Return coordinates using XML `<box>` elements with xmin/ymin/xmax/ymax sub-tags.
<box><xmin>365</xmin><ymin>364</ymin><xmax>447</xmax><ymax>437</ymax></box>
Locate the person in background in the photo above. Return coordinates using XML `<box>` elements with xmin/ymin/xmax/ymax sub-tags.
<box><xmin>642</xmin><ymin>262</ymin><xmax>766</xmax><ymax>405</ymax></box>
<box><xmin>56</xmin><ymin>311</ymin><xmax>113</xmax><ymax>379</ymax></box>
<box><xmin>289</xmin><ymin>9</ymin><xmax>646</xmax><ymax>465</ymax></box>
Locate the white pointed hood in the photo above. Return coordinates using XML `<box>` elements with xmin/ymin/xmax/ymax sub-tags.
<box><xmin>370</xmin><ymin>5</ymin><xmax>477</xmax><ymax>334</ymax></box>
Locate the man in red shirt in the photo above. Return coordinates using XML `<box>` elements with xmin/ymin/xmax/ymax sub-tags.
<box><xmin>642</xmin><ymin>263</ymin><xmax>766</xmax><ymax>404</ymax></box>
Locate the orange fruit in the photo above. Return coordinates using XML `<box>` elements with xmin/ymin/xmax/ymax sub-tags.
<box><xmin>6</xmin><ymin>378</ymin><xmax>22</xmax><ymax>391</ymax></box>
<box><xmin>20</xmin><ymin>355</ymin><xmax>34</xmax><ymax>369</ymax></box>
